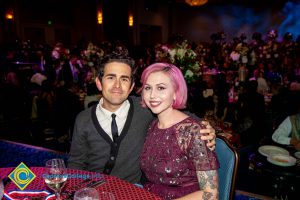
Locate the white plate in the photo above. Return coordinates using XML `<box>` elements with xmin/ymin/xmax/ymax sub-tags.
<box><xmin>258</xmin><ymin>145</ymin><xmax>289</xmax><ymax>157</ymax></box>
<box><xmin>294</xmin><ymin>151</ymin><xmax>300</xmax><ymax>159</ymax></box>
<box><xmin>267</xmin><ymin>154</ymin><xmax>296</xmax><ymax>167</ymax></box>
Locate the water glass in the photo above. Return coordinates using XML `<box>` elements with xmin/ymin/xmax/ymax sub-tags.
<box><xmin>74</xmin><ymin>187</ymin><xmax>99</xmax><ymax>200</ymax></box>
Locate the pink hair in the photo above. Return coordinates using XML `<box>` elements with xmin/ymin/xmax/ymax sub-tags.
<box><xmin>140</xmin><ymin>62</ymin><xmax>188</xmax><ymax>109</ymax></box>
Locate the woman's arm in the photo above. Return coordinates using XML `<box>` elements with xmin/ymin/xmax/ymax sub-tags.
<box><xmin>175</xmin><ymin>170</ymin><xmax>219</xmax><ymax>200</ymax></box>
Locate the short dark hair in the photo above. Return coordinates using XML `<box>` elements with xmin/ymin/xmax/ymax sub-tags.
<box><xmin>97</xmin><ymin>51</ymin><xmax>136</xmax><ymax>83</ymax></box>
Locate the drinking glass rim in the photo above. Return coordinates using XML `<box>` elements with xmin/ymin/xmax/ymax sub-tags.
<box><xmin>45</xmin><ymin>158</ymin><xmax>66</xmax><ymax>167</ymax></box>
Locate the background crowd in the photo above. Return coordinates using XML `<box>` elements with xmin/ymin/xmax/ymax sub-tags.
<box><xmin>0</xmin><ymin>29</ymin><xmax>300</xmax><ymax>152</ymax></box>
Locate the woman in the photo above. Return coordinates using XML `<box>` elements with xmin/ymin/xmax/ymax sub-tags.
<box><xmin>140</xmin><ymin>63</ymin><xmax>219</xmax><ymax>200</ymax></box>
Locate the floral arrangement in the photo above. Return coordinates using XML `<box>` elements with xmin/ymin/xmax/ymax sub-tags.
<box><xmin>82</xmin><ymin>42</ymin><xmax>104</xmax><ymax>67</ymax></box>
<box><xmin>155</xmin><ymin>40</ymin><xmax>201</xmax><ymax>84</ymax></box>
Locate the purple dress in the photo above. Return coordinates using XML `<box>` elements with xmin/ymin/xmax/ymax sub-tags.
<box><xmin>140</xmin><ymin>117</ymin><xmax>219</xmax><ymax>200</ymax></box>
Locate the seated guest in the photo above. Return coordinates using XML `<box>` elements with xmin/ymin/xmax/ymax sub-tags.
<box><xmin>289</xmin><ymin>81</ymin><xmax>300</xmax><ymax>91</ymax></box>
<box><xmin>140</xmin><ymin>63</ymin><xmax>219</xmax><ymax>200</ymax></box>
<box><xmin>235</xmin><ymin>80</ymin><xmax>266</xmax><ymax>146</ymax></box>
<box><xmin>83</xmin><ymin>70</ymin><xmax>101</xmax><ymax>109</ymax></box>
<box><xmin>256</xmin><ymin>70</ymin><xmax>269</xmax><ymax>95</ymax></box>
<box><xmin>272</xmin><ymin>98</ymin><xmax>300</xmax><ymax>150</ymax></box>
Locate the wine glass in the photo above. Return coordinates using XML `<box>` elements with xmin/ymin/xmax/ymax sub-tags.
<box><xmin>74</xmin><ymin>187</ymin><xmax>99</xmax><ymax>200</ymax></box>
<box><xmin>98</xmin><ymin>191</ymin><xmax>115</xmax><ymax>200</ymax></box>
<box><xmin>44</xmin><ymin>159</ymin><xmax>68</xmax><ymax>200</ymax></box>
<box><xmin>0</xmin><ymin>179</ymin><xmax>4</xmax><ymax>199</ymax></box>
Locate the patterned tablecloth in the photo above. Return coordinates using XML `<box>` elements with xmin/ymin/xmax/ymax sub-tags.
<box><xmin>0</xmin><ymin>167</ymin><xmax>162</xmax><ymax>200</ymax></box>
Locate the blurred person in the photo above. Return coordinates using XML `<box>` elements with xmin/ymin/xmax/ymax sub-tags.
<box><xmin>289</xmin><ymin>81</ymin><xmax>300</xmax><ymax>91</ymax></box>
<box><xmin>0</xmin><ymin>71</ymin><xmax>31</xmax><ymax>141</ymax></box>
<box><xmin>256</xmin><ymin>70</ymin><xmax>269</xmax><ymax>95</ymax></box>
<box><xmin>1</xmin><ymin>71</ymin><xmax>30</xmax><ymax>121</ymax></box>
<box><xmin>140</xmin><ymin>63</ymin><xmax>218</xmax><ymax>200</ymax></box>
<box><xmin>83</xmin><ymin>70</ymin><xmax>101</xmax><ymax>109</ymax></box>
<box><xmin>213</xmin><ymin>74</ymin><xmax>232</xmax><ymax>125</ymax></box>
<box><xmin>30</xmin><ymin>64</ymin><xmax>48</xmax><ymax>91</ymax></box>
<box><xmin>68</xmin><ymin>52</ymin><xmax>216</xmax><ymax>184</ymax></box>
<box><xmin>272</xmin><ymin>93</ymin><xmax>300</xmax><ymax>150</ymax></box>
<box><xmin>235</xmin><ymin>80</ymin><xmax>266</xmax><ymax>146</ymax></box>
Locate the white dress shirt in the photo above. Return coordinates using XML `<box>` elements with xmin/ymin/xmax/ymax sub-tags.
<box><xmin>272</xmin><ymin>116</ymin><xmax>292</xmax><ymax>145</ymax></box>
<box><xmin>96</xmin><ymin>98</ymin><xmax>130</xmax><ymax>140</ymax></box>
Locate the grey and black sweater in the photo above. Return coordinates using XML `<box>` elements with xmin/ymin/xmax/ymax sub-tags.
<box><xmin>68</xmin><ymin>96</ymin><xmax>154</xmax><ymax>183</ymax></box>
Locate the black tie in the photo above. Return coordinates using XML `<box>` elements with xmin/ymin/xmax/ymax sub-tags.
<box><xmin>111</xmin><ymin>113</ymin><xmax>118</xmax><ymax>142</ymax></box>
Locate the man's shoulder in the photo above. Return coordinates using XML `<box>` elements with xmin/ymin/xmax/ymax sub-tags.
<box><xmin>128</xmin><ymin>95</ymin><xmax>143</xmax><ymax>110</ymax></box>
<box><xmin>129</xmin><ymin>95</ymin><xmax>141</xmax><ymax>103</ymax></box>
<box><xmin>76</xmin><ymin>106</ymin><xmax>94</xmax><ymax>121</ymax></box>
<box><xmin>128</xmin><ymin>95</ymin><xmax>154</xmax><ymax>118</ymax></box>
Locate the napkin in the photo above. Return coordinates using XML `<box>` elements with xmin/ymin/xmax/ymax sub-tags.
<box><xmin>4</xmin><ymin>190</ymin><xmax>55</xmax><ymax>200</ymax></box>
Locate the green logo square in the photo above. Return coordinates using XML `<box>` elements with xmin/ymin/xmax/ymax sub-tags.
<box><xmin>8</xmin><ymin>162</ymin><xmax>36</xmax><ymax>190</ymax></box>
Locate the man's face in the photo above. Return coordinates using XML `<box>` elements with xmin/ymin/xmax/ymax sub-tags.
<box><xmin>96</xmin><ymin>62</ymin><xmax>134</xmax><ymax>112</ymax></box>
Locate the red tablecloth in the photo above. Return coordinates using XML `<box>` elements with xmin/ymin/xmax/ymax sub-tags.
<box><xmin>0</xmin><ymin>167</ymin><xmax>162</xmax><ymax>200</ymax></box>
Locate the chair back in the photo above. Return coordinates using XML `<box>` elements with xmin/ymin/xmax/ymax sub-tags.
<box><xmin>216</xmin><ymin>136</ymin><xmax>239</xmax><ymax>200</ymax></box>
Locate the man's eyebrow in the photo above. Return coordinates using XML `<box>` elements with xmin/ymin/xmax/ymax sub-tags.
<box><xmin>104</xmin><ymin>74</ymin><xmax>131</xmax><ymax>79</ymax></box>
<box><xmin>104</xmin><ymin>73</ymin><xmax>116</xmax><ymax>77</ymax></box>
<box><xmin>120</xmin><ymin>75</ymin><xmax>131</xmax><ymax>79</ymax></box>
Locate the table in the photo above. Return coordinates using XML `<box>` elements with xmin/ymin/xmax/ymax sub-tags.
<box><xmin>249</xmin><ymin>145</ymin><xmax>300</xmax><ymax>199</ymax></box>
<box><xmin>0</xmin><ymin>167</ymin><xmax>162</xmax><ymax>200</ymax></box>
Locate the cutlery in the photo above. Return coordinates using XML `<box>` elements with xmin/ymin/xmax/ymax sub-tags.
<box><xmin>66</xmin><ymin>178</ymin><xmax>91</xmax><ymax>192</ymax></box>
<box><xmin>63</xmin><ymin>179</ymin><xmax>106</xmax><ymax>199</ymax></box>
<box><xmin>88</xmin><ymin>179</ymin><xmax>106</xmax><ymax>188</ymax></box>
<box><xmin>62</xmin><ymin>178</ymin><xmax>91</xmax><ymax>199</ymax></box>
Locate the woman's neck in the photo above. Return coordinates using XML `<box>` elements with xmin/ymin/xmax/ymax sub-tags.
<box><xmin>157</xmin><ymin>109</ymin><xmax>188</xmax><ymax>129</ymax></box>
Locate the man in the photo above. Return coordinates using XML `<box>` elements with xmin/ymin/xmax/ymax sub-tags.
<box><xmin>236</xmin><ymin>80</ymin><xmax>266</xmax><ymax>146</ymax></box>
<box><xmin>68</xmin><ymin>51</ymin><xmax>216</xmax><ymax>183</ymax></box>
<box><xmin>272</xmin><ymin>112</ymin><xmax>300</xmax><ymax>150</ymax></box>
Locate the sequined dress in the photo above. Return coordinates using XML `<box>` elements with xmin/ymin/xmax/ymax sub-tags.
<box><xmin>140</xmin><ymin>117</ymin><xmax>219</xmax><ymax>200</ymax></box>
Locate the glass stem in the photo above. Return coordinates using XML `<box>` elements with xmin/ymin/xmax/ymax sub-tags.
<box><xmin>55</xmin><ymin>191</ymin><xmax>61</xmax><ymax>200</ymax></box>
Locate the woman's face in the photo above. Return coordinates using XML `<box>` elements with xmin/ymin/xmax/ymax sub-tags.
<box><xmin>142</xmin><ymin>71</ymin><xmax>176</xmax><ymax>115</ymax></box>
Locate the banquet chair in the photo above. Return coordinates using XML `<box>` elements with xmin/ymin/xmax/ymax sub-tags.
<box><xmin>216</xmin><ymin>136</ymin><xmax>239</xmax><ymax>200</ymax></box>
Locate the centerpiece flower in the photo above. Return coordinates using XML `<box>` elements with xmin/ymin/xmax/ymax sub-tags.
<box><xmin>155</xmin><ymin>40</ymin><xmax>201</xmax><ymax>84</ymax></box>
<box><xmin>82</xmin><ymin>42</ymin><xmax>104</xmax><ymax>67</ymax></box>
